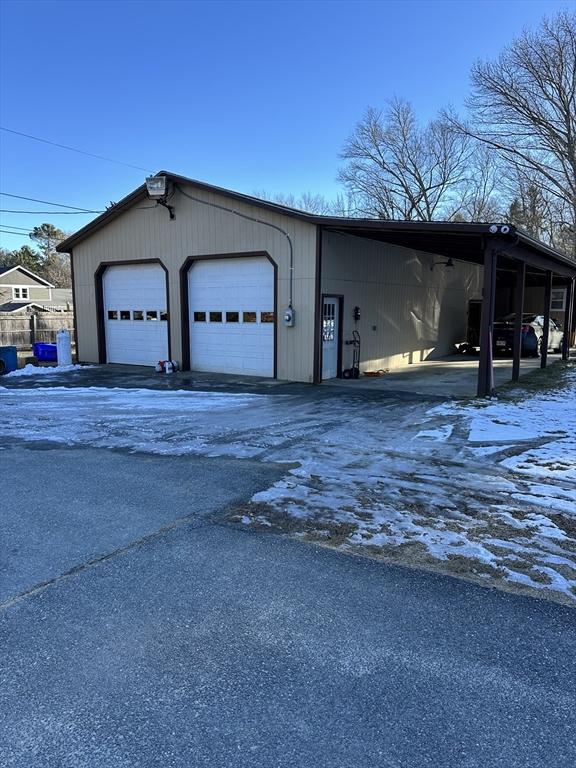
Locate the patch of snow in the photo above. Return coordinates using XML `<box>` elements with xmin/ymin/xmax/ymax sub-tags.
<box><xmin>510</xmin><ymin>493</ymin><xmax>576</xmax><ymax>516</ymax></box>
<box><xmin>4</xmin><ymin>364</ymin><xmax>94</xmax><ymax>377</ymax></box>
<box><xmin>503</xmin><ymin>440</ymin><xmax>576</xmax><ymax>483</ymax></box>
<box><xmin>414</xmin><ymin>425</ymin><xmax>453</xmax><ymax>441</ymax></box>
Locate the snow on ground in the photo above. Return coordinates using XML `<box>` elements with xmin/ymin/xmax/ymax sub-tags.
<box><xmin>433</xmin><ymin>367</ymin><xmax>576</xmax><ymax>487</ymax></box>
<box><xmin>4</xmin><ymin>364</ymin><xmax>92</xmax><ymax>377</ymax></box>
<box><xmin>1</xmin><ymin>366</ymin><xmax>575</xmax><ymax>605</ymax></box>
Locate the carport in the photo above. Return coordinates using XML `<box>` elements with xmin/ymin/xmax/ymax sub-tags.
<box><xmin>317</xmin><ymin>221</ymin><xmax>576</xmax><ymax>397</ymax></box>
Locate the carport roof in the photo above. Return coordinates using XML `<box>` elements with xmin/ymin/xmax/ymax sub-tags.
<box><xmin>57</xmin><ymin>171</ymin><xmax>576</xmax><ymax>277</ymax></box>
<box><xmin>319</xmin><ymin>220</ymin><xmax>576</xmax><ymax>278</ymax></box>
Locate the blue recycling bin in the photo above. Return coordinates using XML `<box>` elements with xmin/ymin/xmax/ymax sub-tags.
<box><xmin>32</xmin><ymin>342</ymin><xmax>58</xmax><ymax>362</ymax></box>
<box><xmin>0</xmin><ymin>345</ymin><xmax>18</xmax><ymax>374</ymax></box>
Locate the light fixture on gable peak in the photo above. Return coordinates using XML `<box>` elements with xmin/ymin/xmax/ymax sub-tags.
<box><xmin>146</xmin><ymin>175</ymin><xmax>167</xmax><ymax>198</ymax></box>
<box><xmin>145</xmin><ymin>175</ymin><xmax>175</xmax><ymax>219</ymax></box>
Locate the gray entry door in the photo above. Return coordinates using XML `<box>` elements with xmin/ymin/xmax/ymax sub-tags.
<box><xmin>322</xmin><ymin>297</ymin><xmax>340</xmax><ymax>380</ymax></box>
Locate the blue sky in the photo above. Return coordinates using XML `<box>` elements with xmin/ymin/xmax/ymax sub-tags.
<box><xmin>0</xmin><ymin>0</ymin><xmax>571</xmax><ymax>249</ymax></box>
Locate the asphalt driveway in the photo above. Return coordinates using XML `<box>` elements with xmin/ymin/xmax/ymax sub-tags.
<box><xmin>0</xmin><ymin>443</ymin><xmax>285</xmax><ymax>602</ymax></box>
<box><xmin>1</xmin><ymin>369</ymin><xmax>575</xmax><ymax>767</ymax></box>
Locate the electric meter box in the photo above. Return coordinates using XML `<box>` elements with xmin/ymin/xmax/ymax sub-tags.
<box><xmin>284</xmin><ymin>307</ymin><xmax>295</xmax><ymax>327</ymax></box>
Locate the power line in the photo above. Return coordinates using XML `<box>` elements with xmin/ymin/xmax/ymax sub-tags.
<box><xmin>0</xmin><ymin>192</ymin><xmax>99</xmax><ymax>212</ymax></box>
<box><xmin>0</xmin><ymin>126</ymin><xmax>153</xmax><ymax>173</ymax></box>
<box><xmin>0</xmin><ymin>224</ymin><xmax>32</xmax><ymax>231</ymax></box>
<box><xmin>0</xmin><ymin>209</ymin><xmax>104</xmax><ymax>215</ymax></box>
<box><xmin>0</xmin><ymin>229</ymin><xmax>31</xmax><ymax>236</ymax></box>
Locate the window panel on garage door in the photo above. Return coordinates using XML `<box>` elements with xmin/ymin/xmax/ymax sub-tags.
<box><xmin>188</xmin><ymin>256</ymin><xmax>274</xmax><ymax>377</ymax></box>
<box><xmin>103</xmin><ymin>263</ymin><xmax>169</xmax><ymax>366</ymax></box>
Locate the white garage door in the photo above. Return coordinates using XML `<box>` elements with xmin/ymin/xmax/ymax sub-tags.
<box><xmin>188</xmin><ymin>257</ymin><xmax>274</xmax><ymax>377</ymax></box>
<box><xmin>103</xmin><ymin>263</ymin><xmax>169</xmax><ymax>365</ymax></box>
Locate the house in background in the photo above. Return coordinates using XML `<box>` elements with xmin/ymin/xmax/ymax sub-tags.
<box><xmin>56</xmin><ymin>171</ymin><xmax>575</xmax><ymax>395</ymax></box>
<box><xmin>525</xmin><ymin>285</ymin><xmax>568</xmax><ymax>326</ymax></box>
<box><xmin>0</xmin><ymin>266</ymin><xmax>72</xmax><ymax>313</ymax></box>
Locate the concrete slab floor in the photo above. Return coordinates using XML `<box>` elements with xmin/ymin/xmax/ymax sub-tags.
<box><xmin>323</xmin><ymin>352</ymin><xmax>567</xmax><ymax>398</ymax></box>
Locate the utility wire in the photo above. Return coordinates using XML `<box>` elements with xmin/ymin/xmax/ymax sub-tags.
<box><xmin>0</xmin><ymin>228</ymin><xmax>31</xmax><ymax>236</ymax></box>
<box><xmin>0</xmin><ymin>127</ymin><xmax>153</xmax><ymax>173</ymax></box>
<box><xmin>0</xmin><ymin>192</ymin><xmax>99</xmax><ymax>212</ymax></box>
<box><xmin>0</xmin><ymin>224</ymin><xmax>32</xmax><ymax>231</ymax></box>
<box><xmin>0</xmin><ymin>209</ymin><xmax>104</xmax><ymax>214</ymax></box>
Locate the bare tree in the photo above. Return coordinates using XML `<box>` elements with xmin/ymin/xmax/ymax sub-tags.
<box><xmin>327</xmin><ymin>190</ymin><xmax>363</xmax><ymax>218</ymax></box>
<box><xmin>338</xmin><ymin>98</ymin><xmax>473</xmax><ymax>221</ymax></box>
<box><xmin>252</xmin><ymin>188</ymin><xmax>366</xmax><ymax>218</ymax></box>
<box><xmin>42</xmin><ymin>252</ymin><xmax>72</xmax><ymax>288</ymax></box>
<box><xmin>506</xmin><ymin>167</ymin><xmax>575</xmax><ymax>253</ymax></box>
<box><xmin>252</xmin><ymin>189</ymin><xmax>335</xmax><ymax>215</ymax></box>
<box><xmin>506</xmin><ymin>168</ymin><xmax>554</xmax><ymax>239</ymax></box>
<box><xmin>449</xmin><ymin>11</ymin><xmax>576</xmax><ymax>255</ymax></box>
<box><xmin>449</xmin><ymin>144</ymin><xmax>504</xmax><ymax>222</ymax></box>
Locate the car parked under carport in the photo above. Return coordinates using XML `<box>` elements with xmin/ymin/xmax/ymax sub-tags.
<box><xmin>493</xmin><ymin>313</ymin><xmax>564</xmax><ymax>357</ymax></box>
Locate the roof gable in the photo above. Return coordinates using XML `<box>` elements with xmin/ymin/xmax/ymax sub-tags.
<box><xmin>57</xmin><ymin>172</ymin><xmax>320</xmax><ymax>253</ymax></box>
<box><xmin>0</xmin><ymin>265</ymin><xmax>54</xmax><ymax>287</ymax></box>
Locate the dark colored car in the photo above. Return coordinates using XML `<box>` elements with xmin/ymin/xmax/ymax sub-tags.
<box><xmin>493</xmin><ymin>313</ymin><xmax>563</xmax><ymax>357</ymax></box>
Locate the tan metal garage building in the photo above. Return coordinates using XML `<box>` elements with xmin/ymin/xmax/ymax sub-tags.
<box><xmin>58</xmin><ymin>171</ymin><xmax>575</xmax><ymax>395</ymax></box>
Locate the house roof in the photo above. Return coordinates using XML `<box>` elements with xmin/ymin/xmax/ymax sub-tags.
<box><xmin>0</xmin><ymin>298</ymin><xmax>72</xmax><ymax>313</ymax></box>
<box><xmin>0</xmin><ymin>265</ymin><xmax>55</xmax><ymax>287</ymax></box>
<box><xmin>56</xmin><ymin>171</ymin><xmax>576</xmax><ymax>278</ymax></box>
<box><xmin>0</xmin><ymin>301</ymin><xmax>44</xmax><ymax>313</ymax></box>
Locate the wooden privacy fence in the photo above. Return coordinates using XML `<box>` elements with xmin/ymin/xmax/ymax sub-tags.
<box><xmin>0</xmin><ymin>313</ymin><xmax>75</xmax><ymax>348</ymax></box>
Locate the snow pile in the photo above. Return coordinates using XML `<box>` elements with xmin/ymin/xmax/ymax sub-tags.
<box><xmin>4</xmin><ymin>364</ymin><xmax>92</xmax><ymax>377</ymax></box>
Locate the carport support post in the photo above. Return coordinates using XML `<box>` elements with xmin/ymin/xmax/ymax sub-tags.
<box><xmin>512</xmin><ymin>261</ymin><xmax>525</xmax><ymax>382</ymax></box>
<box><xmin>540</xmin><ymin>270</ymin><xmax>552</xmax><ymax>369</ymax></box>
<box><xmin>477</xmin><ymin>241</ymin><xmax>497</xmax><ymax>397</ymax></box>
<box><xmin>562</xmin><ymin>278</ymin><xmax>574</xmax><ymax>360</ymax></box>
